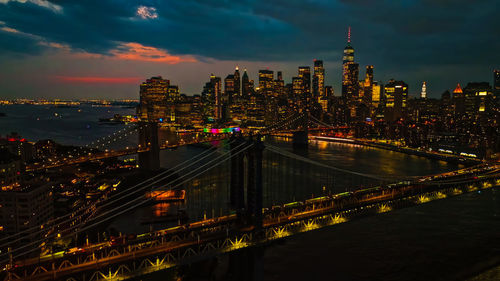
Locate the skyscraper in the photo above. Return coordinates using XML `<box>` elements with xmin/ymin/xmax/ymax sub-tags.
<box><xmin>452</xmin><ymin>83</ymin><xmax>464</xmax><ymax>115</ymax></box>
<box><xmin>363</xmin><ymin>65</ymin><xmax>374</xmax><ymax>102</ymax></box>
<box><xmin>463</xmin><ymin>82</ymin><xmax>493</xmax><ymax>116</ymax></box>
<box><xmin>138</xmin><ymin>76</ymin><xmax>169</xmax><ymax>122</ymax></box>
<box><xmin>421</xmin><ymin>82</ymin><xmax>427</xmax><ymax>99</ymax></box>
<box><xmin>372</xmin><ymin>82</ymin><xmax>381</xmax><ymax>107</ymax></box>
<box><xmin>298</xmin><ymin>66</ymin><xmax>311</xmax><ymax>95</ymax></box>
<box><xmin>384</xmin><ymin>79</ymin><xmax>408</xmax><ymax>122</ymax></box>
<box><xmin>212</xmin><ymin>75</ymin><xmax>222</xmax><ymax>120</ymax></box>
<box><xmin>202</xmin><ymin>74</ymin><xmax>222</xmax><ymax>120</ymax></box>
<box><xmin>234</xmin><ymin>67</ymin><xmax>241</xmax><ymax>97</ymax></box>
<box><xmin>292</xmin><ymin>77</ymin><xmax>303</xmax><ymax>96</ymax></box>
<box><xmin>274</xmin><ymin>71</ymin><xmax>285</xmax><ymax>97</ymax></box>
<box><xmin>341</xmin><ymin>27</ymin><xmax>359</xmax><ymax>100</ymax></box>
<box><xmin>258</xmin><ymin>70</ymin><xmax>274</xmax><ymax>95</ymax></box>
<box><xmin>242</xmin><ymin>69</ymin><xmax>251</xmax><ymax>98</ymax></box>
<box><xmin>224</xmin><ymin>74</ymin><xmax>235</xmax><ymax>103</ymax></box>
<box><xmin>313</xmin><ymin>60</ymin><xmax>325</xmax><ymax>98</ymax></box>
<box><xmin>167</xmin><ymin>85</ymin><xmax>180</xmax><ymax>103</ymax></box>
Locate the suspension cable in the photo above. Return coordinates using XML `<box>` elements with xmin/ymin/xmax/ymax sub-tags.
<box><xmin>1</xmin><ymin>141</ymin><xmax>252</xmax><ymax>262</ymax></box>
<box><xmin>265</xmin><ymin>144</ymin><xmax>404</xmax><ymax>182</ymax></box>
<box><xmin>0</xmin><ymin>138</ymin><xmax>233</xmax><ymax>248</ymax></box>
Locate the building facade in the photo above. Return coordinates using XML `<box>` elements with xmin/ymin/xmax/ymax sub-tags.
<box><xmin>313</xmin><ymin>60</ymin><xmax>325</xmax><ymax>98</ymax></box>
<box><xmin>258</xmin><ymin>70</ymin><xmax>274</xmax><ymax>95</ymax></box>
<box><xmin>138</xmin><ymin>76</ymin><xmax>169</xmax><ymax>122</ymax></box>
<box><xmin>384</xmin><ymin>79</ymin><xmax>408</xmax><ymax>122</ymax></box>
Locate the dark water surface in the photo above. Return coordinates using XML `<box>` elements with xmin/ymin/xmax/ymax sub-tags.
<box><xmin>0</xmin><ymin>104</ymin><xmax>134</xmax><ymax>145</ymax></box>
<box><xmin>262</xmin><ymin>188</ymin><xmax>499</xmax><ymax>281</ymax></box>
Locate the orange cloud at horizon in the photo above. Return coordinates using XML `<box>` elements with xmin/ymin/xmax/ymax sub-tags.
<box><xmin>54</xmin><ymin>76</ymin><xmax>143</xmax><ymax>84</ymax></box>
<box><xmin>109</xmin><ymin>42</ymin><xmax>197</xmax><ymax>64</ymax></box>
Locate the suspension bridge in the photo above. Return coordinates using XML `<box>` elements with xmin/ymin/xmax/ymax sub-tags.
<box><xmin>3</xmin><ymin>113</ymin><xmax>499</xmax><ymax>281</ymax></box>
<box><xmin>26</xmin><ymin>112</ymin><xmax>351</xmax><ymax>172</ymax></box>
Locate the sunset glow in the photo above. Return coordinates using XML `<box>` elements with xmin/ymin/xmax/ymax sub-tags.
<box><xmin>109</xmin><ymin>42</ymin><xmax>197</xmax><ymax>64</ymax></box>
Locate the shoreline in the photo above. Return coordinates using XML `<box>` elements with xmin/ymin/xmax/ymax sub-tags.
<box><xmin>311</xmin><ymin>136</ymin><xmax>483</xmax><ymax>165</ymax></box>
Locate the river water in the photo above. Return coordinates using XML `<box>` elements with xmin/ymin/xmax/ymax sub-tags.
<box><xmin>0</xmin><ymin>105</ymin><xmax>498</xmax><ymax>280</ymax></box>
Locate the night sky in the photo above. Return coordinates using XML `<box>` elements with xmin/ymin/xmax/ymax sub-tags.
<box><xmin>0</xmin><ymin>0</ymin><xmax>498</xmax><ymax>99</ymax></box>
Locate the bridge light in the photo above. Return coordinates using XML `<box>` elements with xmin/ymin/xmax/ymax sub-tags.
<box><xmin>378</xmin><ymin>204</ymin><xmax>391</xmax><ymax>213</ymax></box>
<box><xmin>436</xmin><ymin>192</ymin><xmax>447</xmax><ymax>199</ymax></box>
<box><xmin>417</xmin><ymin>195</ymin><xmax>430</xmax><ymax>204</ymax></box>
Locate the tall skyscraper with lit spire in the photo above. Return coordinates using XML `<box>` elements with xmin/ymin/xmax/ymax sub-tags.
<box><xmin>242</xmin><ymin>69</ymin><xmax>252</xmax><ymax>98</ymax></box>
<box><xmin>234</xmin><ymin>66</ymin><xmax>241</xmax><ymax>97</ymax></box>
<box><xmin>341</xmin><ymin>27</ymin><xmax>359</xmax><ymax>101</ymax></box>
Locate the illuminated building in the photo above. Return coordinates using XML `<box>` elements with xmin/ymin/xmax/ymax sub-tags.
<box><xmin>421</xmin><ymin>82</ymin><xmax>427</xmax><ymax>99</ymax></box>
<box><xmin>234</xmin><ymin>67</ymin><xmax>241</xmax><ymax>97</ymax></box>
<box><xmin>319</xmin><ymin>96</ymin><xmax>328</xmax><ymax>112</ymax></box>
<box><xmin>313</xmin><ymin>60</ymin><xmax>325</xmax><ymax>98</ymax></box>
<box><xmin>343</xmin><ymin>62</ymin><xmax>359</xmax><ymax>99</ymax></box>
<box><xmin>138</xmin><ymin>76</ymin><xmax>169</xmax><ymax>122</ymax></box>
<box><xmin>167</xmin><ymin>85</ymin><xmax>180</xmax><ymax>102</ymax></box>
<box><xmin>258</xmin><ymin>70</ymin><xmax>274</xmax><ymax>95</ymax></box>
<box><xmin>202</xmin><ymin>74</ymin><xmax>222</xmax><ymax>120</ymax></box>
<box><xmin>342</xmin><ymin>27</ymin><xmax>359</xmax><ymax>100</ymax></box>
<box><xmin>463</xmin><ymin>82</ymin><xmax>493</xmax><ymax>116</ymax></box>
<box><xmin>224</xmin><ymin>74</ymin><xmax>235</xmax><ymax>103</ymax></box>
<box><xmin>292</xmin><ymin>77</ymin><xmax>303</xmax><ymax>96</ymax></box>
<box><xmin>384</xmin><ymin>79</ymin><xmax>408</xmax><ymax>122</ymax></box>
<box><xmin>273</xmin><ymin>71</ymin><xmax>285</xmax><ymax>97</ymax></box>
<box><xmin>452</xmin><ymin>83</ymin><xmax>464</xmax><ymax>115</ymax></box>
<box><xmin>358</xmin><ymin>81</ymin><xmax>365</xmax><ymax>100</ymax></box>
<box><xmin>212</xmin><ymin>75</ymin><xmax>222</xmax><ymax>120</ymax></box>
<box><xmin>363</xmin><ymin>65</ymin><xmax>374</xmax><ymax>102</ymax></box>
<box><xmin>242</xmin><ymin>69</ymin><xmax>252</xmax><ymax>98</ymax></box>
<box><xmin>372</xmin><ymin>82</ymin><xmax>381</xmax><ymax>107</ymax></box>
<box><xmin>298</xmin><ymin>66</ymin><xmax>311</xmax><ymax>95</ymax></box>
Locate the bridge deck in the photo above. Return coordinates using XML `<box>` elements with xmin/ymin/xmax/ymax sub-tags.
<box><xmin>4</xmin><ymin>168</ymin><xmax>499</xmax><ymax>281</ymax></box>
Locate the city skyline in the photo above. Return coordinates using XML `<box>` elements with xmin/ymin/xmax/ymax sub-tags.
<box><xmin>0</xmin><ymin>0</ymin><xmax>498</xmax><ymax>99</ymax></box>
<box><xmin>0</xmin><ymin>2</ymin><xmax>499</xmax><ymax>278</ymax></box>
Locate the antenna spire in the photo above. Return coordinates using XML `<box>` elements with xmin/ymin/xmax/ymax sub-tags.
<box><xmin>348</xmin><ymin>26</ymin><xmax>351</xmax><ymax>43</ymax></box>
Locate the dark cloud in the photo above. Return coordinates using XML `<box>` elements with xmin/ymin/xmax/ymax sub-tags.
<box><xmin>0</xmin><ymin>28</ymin><xmax>47</xmax><ymax>55</ymax></box>
<box><xmin>0</xmin><ymin>0</ymin><xmax>498</xmax><ymax>97</ymax></box>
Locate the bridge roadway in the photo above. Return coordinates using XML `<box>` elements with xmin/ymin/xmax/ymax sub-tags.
<box><xmin>4</xmin><ymin>164</ymin><xmax>500</xmax><ymax>281</ymax></box>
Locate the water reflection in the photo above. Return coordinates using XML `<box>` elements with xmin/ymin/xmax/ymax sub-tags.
<box><xmin>110</xmin><ymin>137</ymin><xmax>465</xmax><ymax>234</ymax></box>
<box><xmin>153</xmin><ymin>202</ymin><xmax>174</xmax><ymax>217</ymax></box>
